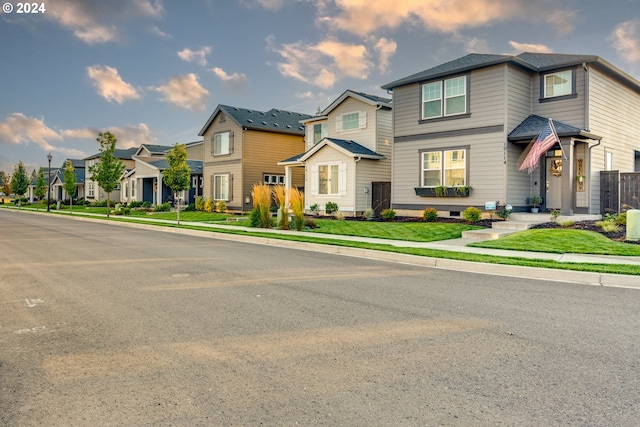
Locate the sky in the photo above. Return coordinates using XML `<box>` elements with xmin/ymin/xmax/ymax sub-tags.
<box><xmin>1</xmin><ymin>0</ymin><xmax>640</xmax><ymax>175</ymax></box>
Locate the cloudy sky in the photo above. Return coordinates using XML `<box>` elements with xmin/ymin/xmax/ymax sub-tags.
<box><xmin>1</xmin><ymin>0</ymin><xmax>639</xmax><ymax>173</ymax></box>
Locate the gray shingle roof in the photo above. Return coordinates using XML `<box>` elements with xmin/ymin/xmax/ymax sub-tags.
<box><xmin>147</xmin><ymin>159</ymin><xmax>203</xmax><ymax>174</ymax></box>
<box><xmin>199</xmin><ymin>105</ymin><xmax>312</xmax><ymax>136</ymax></box>
<box><xmin>84</xmin><ymin>147</ymin><xmax>138</xmax><ymax>161</ymax></box>
<box><xmin>381</xmin><ymin>52</ymin><xmax>640</xmax><ymax>92</ymax></box>
<box><xmin>323</xmin><ymin>138</ymin><xmax>384</xmax><ymax>157</ymax></box>
<box><xmin>140</xmin><ymin>144</ymin><xmax>174</xmax><ymax>154</ymax></box>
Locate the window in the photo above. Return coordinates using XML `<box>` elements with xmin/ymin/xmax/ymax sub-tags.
<box><xmin>213</xmin><ymin>131</ymin><xmax>231</xmax><ymax>155</ymax></box>
<box><xmin>421</xmin><ymin>149</ymin><xmax>466</xmax><ymax>187</ymax></box>
<box><xmin>422</xmin><ymin>76</ymin><xmax>467</xmax><ymax>119</ymax></box>
<box><xmin>544</xmin><ymin>70</ymin><xmax>572</xmax><ymax>98</ymax></box>
<box><xmin>213</xmin><ymin>174</ymin><xmax>229</xmax><ymax>201</ymax></box>
<box><xmin>131</xmin><ymin>180</ymin><xmax>136</xmax><ymax>198</ymax></box>
<box><xmin>319</xmin><ymin>164</ymin><xmax>340</xmax><ymax>195</ymax></box>
<box><xmin>88</xmin><ymin>182</ymin><xmax>94</xmax><ymax>198</ymax></box>
<box><xmin>313</xmin><ymin>122</ymin><xmax>328</xmax><ymax>144</ymax></box>
<box><xmin>605</xmin><ymin>151</ymin><xmax>613</xmax><ymax>171</ymax></box>
<box><xmin>263</xmin><ymin>174</ymin><xmax>285</xmax><ymax>185</ymax></box>
<box><xmin>335</xmin><ymin>111</ymin><xmax>365</xmax><ymax>132</ymax></box>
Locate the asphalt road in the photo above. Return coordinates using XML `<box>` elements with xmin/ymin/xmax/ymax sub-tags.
<box><xmin>1</xmin><ymin>210</ymin><xmax>639</xmax><ymax>426</ymax></box>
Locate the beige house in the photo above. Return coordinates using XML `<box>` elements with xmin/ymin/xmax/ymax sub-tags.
<box><xmin>198</xmin><ymin>105</ymin><xmax>311</xmax><ymax>212</ymax></box>
<box><xmin>381</xmin><ymin>52</ymin><xmax>640</xmax><ymax>216</ymax></box>
<box><xmin>279</xmin><ymin>90</ymin><xmax>393</xmax><ymax>216</ymax></box>
<box><xmin>84</xmin><ymin>148</ymin><xmax>137</xmax><ymax>203</ymax></box>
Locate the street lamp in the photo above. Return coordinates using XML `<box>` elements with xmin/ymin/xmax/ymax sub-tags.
<box><xmin>47</xmin><ymin>152</ymin><xmax>52</xmax><ymax>212</ymax></box>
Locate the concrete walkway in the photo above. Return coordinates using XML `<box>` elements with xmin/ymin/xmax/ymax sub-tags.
<box><xmin>6</xmin><ymin>208</ymin><xmax>640</xmax><ymax>288</ymax></box>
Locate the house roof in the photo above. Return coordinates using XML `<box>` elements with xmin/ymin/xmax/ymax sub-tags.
<box><xmin>62</xmin><ymin>159</ymin><xmax>85</xmax><ymax>169</ymax></box>
<box><xmin>284</xmin><ymin>138</ymin><xmax>385</xmax><ymax>164</ymax></box>
<box><xmin>136</xmin><ymin>144</ymin><xmax>174</xmax><ymax>155</ymax></box>
<box><xmin>198</xmin><ymin>105</ymin><xmax>311</xmax><ymax>136</ymax></box>
<box><xmin>508</xmin><ymin>115</ymin><xmax>602</xmax><ymax>142</ymax></box>
<box><xmin>301</xmin><ymin>90</ymin><xmax>392</xmax><ymax>124</ymax></box>
<box><xmin>146</xmin><ymin>158</ymin><xmax>204</xmax><ymax>174</ymax></box>
<box><xmin>84</xmin><ymin>147</ymin><xmax>138</xmax><ymax>161</ymax></box>
<box><xmin>381</xmin><ymin>52</ymin><xmax>640</xmax><ymax>93</ymax></box>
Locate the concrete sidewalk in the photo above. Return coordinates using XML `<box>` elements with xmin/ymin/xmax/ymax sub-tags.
<box><xmin>6</xmin><ymin>208</ymin><xmax>640</xmax><ymax>288</ymax></box>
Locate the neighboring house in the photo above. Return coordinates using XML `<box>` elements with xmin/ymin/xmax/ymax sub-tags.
<box><xmin>119</xmin><ymin>142</ymin><xmax>203</xmax><ymax>205</ymax></box>
<box><xmin>50</xmin><ymin>159</ymin><xmax>86</xmax><ymax>201</ymax></box>
<box><xmin>27</xmin><ymin>167</ymin><xmax>61</xmax><ymax>202</ymax></box>
<box><xmin>84</xmin><ymin>148</ymin><xmax>137</xmax><ymax>202</ymax></box>
<box><xmin>120</xmin><ymin>142</ymin><xmax>204</xmax><ymax>205</ymax></box>
<box><xmin>381</xmin><ymin>52</ymin><xmax>640</xmax><ymax>216</ymax></box>
<box><xmin>279</xmin><ymin>90</ymin><xmax>393</xmax><ymax>216</ymax></box>
<box><xmin>198</xmin><ymin>105</ymin><xmax>311</xmax><ymax>212</ymax></box>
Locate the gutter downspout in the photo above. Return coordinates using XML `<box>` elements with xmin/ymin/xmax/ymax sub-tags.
<box><xmin>588</xmin><ymin>139</ymin><xmax>602</xmax><ymax>214</ymax></box>
<box><xmin>354</xmin><ymin>156</ymin><xmax>361</xmax><ymax>217</ymax></box>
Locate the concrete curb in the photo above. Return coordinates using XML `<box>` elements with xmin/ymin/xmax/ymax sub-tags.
<box><xmin>7</xmin><ymin>208</ymin><xmax>640</xmax><ymax>289</ymax></box>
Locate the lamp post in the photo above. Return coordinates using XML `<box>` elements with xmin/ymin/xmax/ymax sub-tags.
<box><xmin>47</xmin><ymin>153</ymin><xmax>52</xmax><ymax>212</ymax></box>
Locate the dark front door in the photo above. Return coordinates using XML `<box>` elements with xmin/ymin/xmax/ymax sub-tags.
<box><xmin>371</xmin><ymin>181</ymin><xmax>391</xmax><ymax>216</ymax></box>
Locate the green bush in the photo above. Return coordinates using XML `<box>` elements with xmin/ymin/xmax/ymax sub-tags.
<box><xmin>423</xmin><ymin>207</ymin><xmax>438</xmax><ymax>222</ymax></box>
<box><xmin>596</xmin><ymin>220</ymin><xmax>619</xmax><ymax>232</ymax></box>
<box><xmin>309</xmin><ymin>203</ymin><xmax>320</xmax><ymax>215</ymax></box>
<box><xmin>381</xmin><ymin>208</ymin><xmax>396</xmax><ymax>220</ymax></box>
<box><xmin>557</xmin><ymin>219</ymin><xmax>575</xmax><ymax>227</ymax></box>
<box><xmin>463</xmin><ymin>206</ymin><xmax>482</xmax><ymax>223</ymax></box>
<box><xmin>216</xmin><ymin>200</ymin><xmax>227</xmax><ymax>213</ymax></box>
<box><xmin>195</xmin><ymin>196</ymin><xmax>205</xmax><ymax>211</ymax></box>
<box><xmin>325</xmin><ymin>201</ymin><xmax>339</xmax><ymax>215</ymax></box>
<box><xmin>363</xmin><ymin>208</ymin><xmax>375</xmax><ymax>220</ymax></box>
<box><xmin>204</xmin><ymin>198</ymin><xmax>214</xmax><ymax>213</ymax></box>
<box><xmin>184</xmin><ymin>203</ymin><xmax>196</xmax><ymax>212</ymax></box>
<box><xmin>304</xmin><ymin>217</ymin><xmax>317</xmax><ymax>229</ymax></box>
<box><xmin>154</xmin><ymin>202</ymin><xmax>171</xmax><ymax>212</ymax></box>
<box><xmin>616</xmin><ymin>212</ymin><xmax>627</xmax><ymax>225</ymax></box>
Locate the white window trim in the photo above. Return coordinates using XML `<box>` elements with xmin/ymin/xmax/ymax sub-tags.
<box><xmin>421</xmin><ymin>75</ymin><xmax>467</xmax><ymax>120</ymax></box>
<box><xmin>213</xmin><ymin>174</ymin><xmax>230</xmax><ymax>201</ymax></box>
<box><xmin>213</xmin><ymin>131</ymin><xmax>231</xmax><ymax>156</ymax></box>
<box><xmin>311</xmin><ymin>162</ymin><xmax>347</xmax><ymax>196</ymax></box>
<box><xmin>335</xmin><ymin>111</ymin><xmax>366</xmax><ymax>133</ymax></box>
<box><xmin>421</xmin><ymin>149</ymin><xmax>467</xmax><ymax>187</ymax></box>
<box><xmin>543</xmin><ymin>70</ymin><xmax>573</xmax><ymax>99</ymax></box>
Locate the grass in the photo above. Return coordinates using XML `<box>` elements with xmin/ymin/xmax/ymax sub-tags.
<box><xmin>470</xmin><ymin>228</ymin><xmax>640</xmax><ymax>256</ymax></box>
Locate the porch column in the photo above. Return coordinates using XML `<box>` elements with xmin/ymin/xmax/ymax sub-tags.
<box><xmin>560</xmin><ymin>139</ymin><xmax>575</xmax><ymax>215</ymax></box>
<box><xmin>283</xmin><ymin>165</ymin><xmax>292</xmax><ymax>208</ymax></box>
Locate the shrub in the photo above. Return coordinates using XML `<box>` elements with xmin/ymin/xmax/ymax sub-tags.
<box><xmin>550</xmin><ymin>208</ymin><xmax>562</xmax><ymax>222</ymax></box>
<box><xmin>204</xmin><ymin>198</ymin><xmax>215</xmax><ymax>213</ymax></box>
<box><xmin>184</xmin><ymin>203</ymin><xmax>196</xmax><ymax>212</ymax></box>
<box><xmin>273</xmin><ymin>185</ymin><xmax>288</xmax><ymax>230</ymax></box>
<box><xmin>596</xmin><ymin>220</ymin><xmax>620</xmax><ymax>232</ymax></box>
<box><xmin>557</xmin><ymin>219</ymin><xmax>574</xmax><ymax>227</ymax></box>
<box><xmin>304</xmin><ymin>217</ymin><xmax>317</xmax><ymax>229</ymax></box>
<box><xmin>309</xmin><ymin>203</ymin><xmax>320</xmax><ymax>216</ymax></box>
<box><xmin>335</xmin><ymin>211</ymin><xmax>345</xmax><ymax>221</ymax></box>
<box><xmin>195</xmin><ymin>196</ymin><xmax>205</xmax><ymax>211</ymax></box>
<box><xmin>363</xmin><ymin>208</ymin><xmax>375</xmax><ymax>220</ymax></box>
<box><xmin>463</xmin><ymin>206</ymin><xmax>482</xmax><ymax>223</ymax></box>
<box><xmin>495</xmin><ymin>202</ymin><xmax>511</xmax><ymax>220</ymax></box>
<box><xmin>251</xmin><ymin>184</ymin><xmax>272</xmax><ymax>228</ymax></box>
<box><xmin>325</xmin><ymin>201</ymin><xmax>339</xmax><ymax>215</ymax></box>
<box><xmin>216</xmin><ymin>200</ymin><xmax>227</xmax><ymax>213</ymax></box>
<box><xmin>381</xmin><ymin>208</ymin><xmax>396</xmax><ymax>220</ymax></box>
<box><xmin>154</xmin><ymin>202</ymin><xmax>171</xmax><ymax>212</ymax></box>
<box><xmin>422</xmin><ymin>207</ymin><xmax>438</xmax><ymax>222</ymax></box>
<box><xmin>616</xmin><ymin>212</ymin><xmax>627</xmax><ymax>225</ymax></box>
<box><xmin>129</xmin><ymin>200</ymin><xmax>143</xmax><ymax>208</ymax></box>
<box><xmin>289</xmin><ymin>188</ymin><xmax>305</xmax><ymax>231</ymax></box>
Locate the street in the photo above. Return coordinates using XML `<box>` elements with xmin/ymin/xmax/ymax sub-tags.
<box><xmin>1</xmin><ymin>210</ymin><xmax>639</xmax><ymax>426</ymax></box>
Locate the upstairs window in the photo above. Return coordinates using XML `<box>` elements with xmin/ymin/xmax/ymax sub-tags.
<box><xmin>422</xmin><ymin>76</ymin><xmax>467</xmax><ymax>119</ymax></box>
<box><xmin>335</xmin><ymin>111</ymin><xmax>366</xmax><ymax>132</ymax></box>
<box><xmin>543</xmin><ymin>70</ymin><xmax>573</xmax><ymax>98</ymax></box>
<box><xmin>212</xmin><ymin>131</ymin><xmax>232</xmax><ymax>156</ymax></box>
<box><xmin>313</xmin><ymin>122</ymin><xmax>328</xmax><ymax>144</ymax></box>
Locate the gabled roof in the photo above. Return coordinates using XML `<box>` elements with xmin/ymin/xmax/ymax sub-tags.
<box><xmin>145</xmin><ymin>158</ymin><xmax>204</xmax><ymax>174</ymax></box>
<box><xmin>84</xmin><ymin>147</ymin><xmax>138</xmax><ymax>161</ymax></box>
<box><xmin>508</xmin><ymin>115</ymin><xmax>602</xmax><ymax>142</ymax></box>
<box><xmin>381</xmin><ymin>52</ymin><xmax>640</xmax><ymax>93</ymax></box>
<box><xmin>297</xmin><ymin>138</ymin><xmax>384</xmax><ymax>162</ymax></box>
<box><xmin>54</xmin><ymin>168</ymin><xmax>86</xmax><ymax>185</ymax></box>
<box><xmin>199</xmin><ymin>105</ymin><xmax>311</xmax><ymax>136</ymax></box>
<box><xmin>301</xmin><ymin>90</ymin><xmax>392</xmax><ymax>124</ymax></box>
<box><xmin>135</xmin><ymin>144</ymin><xmax>174</xmax><ymax>156</ymax></box>
<box><xmin>61</xmin><ymin>159</ymin><xmax>85</xmax><ymax>169</ymax></box>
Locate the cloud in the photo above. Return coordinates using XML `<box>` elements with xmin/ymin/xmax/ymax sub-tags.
<box><xmin>149</xmin><ymin>25</ymin><xmax>172</xmax><ymax>39</ymax></box>
<box><xmin>46</xmin><ymin>0</ymin><xmax>163</xmax><ymax>44</ymax></box>
<box><xmin>152</xmin><ymin>74</ymin><xmax>209</xmax><ymax>111</ymax></box>
<box><xmin>462</xmin><ymin>37</ymin><xmax>491</xmax><ymax>54</ymax></box>
<box><xmin>372</xmin><ymin>37</ymin><xmax>397</xmax><ymax>73</ymax></box>
<box><xmin>509</xmin><ymin>41</ymin><xmax>553</xmax><ymax>54</ymax></box>
<box><xmin>610</xmin><ymin>19</ymin><xmax>640</xmax><ymax>63</ymax></box>
<box><xmin>546</xmin><ymin>10</ymin><xmax>576</xmax><ymax>36</ymax></box>
<box><xmin>178</xmin><ymin>46</ymin><xmax>212</xmax><ymax>66</ymax></box>
<box><xmin>64</xmin><ymin>123</ymin><xmax>157</xmax><ymax>149</ymax></box>
<box><xmin>210</xmin><ymin>67</ymin><xmax>248</xmax><ymax>92</ymax></box>
<box><xmin>0</xmin><ymin>113</ymin><xmax>62</xmax><ymax>151</ymax></box>
<box><xmin>268</xmin><ymin>35</ymin><xmax>371</xmax><ymax>89</ymax></box>
<box><xmin>87</xmin><ymin>65</ymin><xmax>141</xmax><ymax>104</ymax></box>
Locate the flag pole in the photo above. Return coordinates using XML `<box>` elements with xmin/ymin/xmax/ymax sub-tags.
<box><xmin>549</xmin><ymin>118</ymin><xmax>566</xmax><ymax>160</ymax></box>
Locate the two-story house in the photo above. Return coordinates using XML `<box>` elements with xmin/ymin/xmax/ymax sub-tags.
<box><xmin>120</xmin><ymin>142</ymin><xmax>203</xmax><ymax>206</ymax></box>
<box><xmin>198</xmin><ymin>105</ymin><xmax>311</xmax><ymax>212</ymax></box>
<box><xmin>381</xmin><ymin>52</ymin><xmax>640</xmax><ymax>217</ymax></box>
<box><xmin>84</xmin><ymin>147</ymin><xmax>137</xmax><ymax>203</ymax></box>
<box><xmin>279</xmin><ymin>90</ymin><xmax>393</xmax><ymax>216</ymax></box>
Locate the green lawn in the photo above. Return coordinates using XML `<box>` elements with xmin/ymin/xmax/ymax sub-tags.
<box><xmin>470</xmin><ymin>228</ymin><xmax>640</xmax><ymax>256</ymax></box>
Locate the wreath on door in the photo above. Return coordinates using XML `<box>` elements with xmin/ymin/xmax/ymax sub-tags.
<box><xmin>550</xmin><ymin>159</ymin><xmax>562</xmax><ymax>177</ymax></box>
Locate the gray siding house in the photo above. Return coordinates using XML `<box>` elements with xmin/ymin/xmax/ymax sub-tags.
<box><xmin>381</xmin><ymin>52</ymin><xmax>640</xmax><ymax>217</ymax></box>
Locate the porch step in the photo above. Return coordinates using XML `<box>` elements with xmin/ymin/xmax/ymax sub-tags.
<box><xmin>461</xmin><ymin>228</ymin><xmax>517</xmax><ymax>240</ymax></box>
<box><xmin>491</xmin><ymin>220</ymin><xmax>539</xmax><ymax>231</ymax></box>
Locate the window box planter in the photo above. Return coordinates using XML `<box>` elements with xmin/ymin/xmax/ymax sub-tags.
<box><xmin>414</xmin><ymin>186</ymin><xmax>471</xmax><ymax>197</ymax></box>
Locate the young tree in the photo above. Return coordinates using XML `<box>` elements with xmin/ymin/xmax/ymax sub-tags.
<box><xmin>162</xmin><ymin>143</ymin><xmax>191</xmax><ymax>225</ymax></box>
<box><xmin>62</xmin><ymin>160</ymin><xmax>77</xmax><ymax>214</ymax></box>
<box><xmin>10</xmin><ymin>161</ymin><xmax>29</xmax><ymax>208</ymax></box>
<box><xmin>88</xmin><ymin>131</ymin><xmax>125</xmax><ymax>218</ymax></box>
<box><xmin>1</xmin><ymin>172</ymin><xmax>11</xmax><ymax>196</ymax></box>
<box><xmin>34</xmin><ymin>167</ymin><xmax>47</xmax><ymax>208</ymax></box>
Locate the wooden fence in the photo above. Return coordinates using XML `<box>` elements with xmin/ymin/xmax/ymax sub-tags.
<box><xmin>600</xmin><ymin>171</ymin><xmax>640</xmax><ymax>214</ymax></box>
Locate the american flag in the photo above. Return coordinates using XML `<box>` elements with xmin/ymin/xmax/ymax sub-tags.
<box><xmin>519</xmin><ymin>119</ymin><xmax>559</xmax><ymax>173</ymax></box>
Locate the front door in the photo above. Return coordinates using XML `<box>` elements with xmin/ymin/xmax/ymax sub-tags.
<box><xmin>545</xmin><ymin>158</ymin><xmax>562</xmax><ymax>210</ymax></box>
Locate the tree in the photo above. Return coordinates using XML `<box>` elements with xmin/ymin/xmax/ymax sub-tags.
<box><xmin>162</xmin><ymin>143</ymin><xmax>191</xmax><ymax>225</ymax></box>
<box><xmin>88</xmin><ymin>131</ymin><xmax>125</xmax><ymax>218</ymax></box>
<box><xmin>10</xmin><ymin>161</ymin><xmax>29</xmax><ymax>208</ymax></box>
<box><xmin>62</xmin><ymin>160</ymin><xmax>77</xmax><ymax>214</ymax></box>
<box><xmin>34</xmin><ymin>167</ymin><xmax>47</xmax><ymax>207</ymax></box>
<box><xmin>0</xmin><ymin>171</ymin><xmax>7</xmax><ymax>192</ymax></box>
<box><xmin>2</xmin><ymin>174</ymin><xmax>11</xmax><ymax>196</ymax></box>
